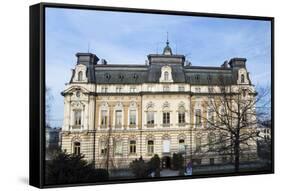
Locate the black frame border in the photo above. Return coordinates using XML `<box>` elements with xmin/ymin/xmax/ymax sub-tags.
<box><xmin>29</xmin><ymin>2</ymin><xmax>275</xmax><ymax>189</ymax></box>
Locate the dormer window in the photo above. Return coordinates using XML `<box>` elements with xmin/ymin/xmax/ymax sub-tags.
<box><xmin>78</xmin><ymin>71</ymin><xmax>83</xmax><ymax>81</ymax></box>
<box><xmin>160</xmin><ymin>65</ymin><xmax>173</xmax><ymax>83</ymax></box>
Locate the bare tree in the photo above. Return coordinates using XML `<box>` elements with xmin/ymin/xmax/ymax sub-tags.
<box><xmin>98</xmin><ymin>106</ymin><xmax>116</xmax><ymax>171</ymax></box>
<box><xmin>196</xmin><ymin>82</ymin><xmax>270</xmax><ymax>172</ymax></box>
<box><xmin>46</xmin><ymin>87</ymin><xmax>54</xmax><ymax>128</ymax></box>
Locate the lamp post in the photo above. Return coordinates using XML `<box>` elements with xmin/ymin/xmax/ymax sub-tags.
<box><xmin>184</xmin><ymin>144</ymin><xmax>188</xmax><ymax>166</ymax></box>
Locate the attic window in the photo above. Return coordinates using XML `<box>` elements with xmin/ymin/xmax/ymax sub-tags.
<box><xmin>133</xmin><ymin>73</ymin><xmax>139</xmax><ymax>80</ymax></box>
<box><xmin>207</xmin><ymin>75</ymin><xmax>212</xmax><ymax>83</ymax></box>
<box><xmin>195</xmin><ymin>75</ymin><xmax>200</xmax><ymax>81</ymax></box>
<box><xmin>119</xmin><ymin>74</ymin><xmax>124</xmax><ymax>81</ymax></box>
<box><xmin>104</xmin><ymin>73</ymin><xmax>111</xmax><ymax>80</ymax></box>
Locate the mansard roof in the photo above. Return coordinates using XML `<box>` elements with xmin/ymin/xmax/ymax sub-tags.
<box><xmin>72</xmin><ymin>61</ymin><xmax>241</xmax><ymax>85</ymax></box>
<box><xmin>71</xmin><ymin>47</ymin><xmax>247</xmax><ymax>85</ymax></box>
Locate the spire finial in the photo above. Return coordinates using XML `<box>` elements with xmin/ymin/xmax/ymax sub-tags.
<box><xmin>166</xmin><ymin>32</ymin><xmax>169</xmax><ymax>45</ymax></box>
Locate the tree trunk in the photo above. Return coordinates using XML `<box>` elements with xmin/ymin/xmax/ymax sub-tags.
<box><xmin>234</xmin><ymin>138</ymin><xmax>240</xmax><ymax>172</ymax></box>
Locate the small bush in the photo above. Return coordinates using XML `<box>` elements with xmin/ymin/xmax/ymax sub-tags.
<box><xmin>172</xmin><ymin>153</ymin><xmax>184</xmax><ymax>170</ymax></box>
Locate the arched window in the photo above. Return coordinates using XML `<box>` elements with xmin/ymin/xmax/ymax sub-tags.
<box><xmin>179</xmin><ymin>139</ymin><xmax>185</xmax><ymax>153</ymax></box>
<box><xmin>164</xmin><ymin>71</ymin><xmax>169</xmax><ymax>81</ymax></box>
<box><xmin>78</xmin><ymin>71</ymin><xmax>83</xmax><ymax>81</ymax></box>
<box><xmin>208</xmin><ymin>133</ymin><xmax>216</xmax><ymax>151</ymax></box>
<box><xmin>195</xmin><ymin>135</ymin><xmax>202</xmax><ymax>152</ymax></box>
<box><xmin>147</xmin><ymin>140</ymin><xmax>154</xmax><ymax>154</ymax></box>
<box><xmin>241</xmin><ymin>74</ymin><xmax>245</xmax><ymax>83</ymax></box>
<box><xmin>73</xmin><ymin>142</ymin><xmax>81</xmax><ymax>155</ymax></box>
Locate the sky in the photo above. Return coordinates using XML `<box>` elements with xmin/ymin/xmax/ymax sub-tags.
<box><xmin>46</xmin><ymin>7</ymin><xmax>271</xmax><ymax>127</ymax></box>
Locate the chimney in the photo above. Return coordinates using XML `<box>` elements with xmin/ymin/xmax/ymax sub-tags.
<box><xmin>221</xmin><ymin>60</ymin><xmax>228</xmax><ymax>68</ymax></box>
<box><xmin>101</xmin><ymin>59</ymin><xmax>107</xmax><ymax>65</ymax></box>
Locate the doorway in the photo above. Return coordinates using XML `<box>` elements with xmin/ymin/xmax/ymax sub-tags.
<box><xmin>162</xmin><ymin>156</ymin><xmax>171</xmax><ymax>169</ymax></box>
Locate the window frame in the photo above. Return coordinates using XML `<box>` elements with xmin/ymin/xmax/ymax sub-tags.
<box><xmin>129</xmin><ymin>140</ymin><xmax>136</xmax><ymax>154</ymax></box>
<box><xmin>73</xmin><ymin>142</ymin><xmax>81</xmax><ymax>155</ymax></box>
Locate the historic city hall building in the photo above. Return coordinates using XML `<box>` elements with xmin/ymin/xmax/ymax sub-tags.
<box><xmin>61</xmin><ymin>41</ymin><xmax>257</xmax><ymax>169</ymax></box>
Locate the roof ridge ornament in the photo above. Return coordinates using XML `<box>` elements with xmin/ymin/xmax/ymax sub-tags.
<box><xmin>163</xmin><ymin>32</ymin><xmax>173</xmax><ymax>55</ymax></box>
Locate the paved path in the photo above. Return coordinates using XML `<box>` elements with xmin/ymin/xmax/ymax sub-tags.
<box><xmin>160</xmin><ymin>169</ymin><xmax>179</xmax><ymax>177</ymax></box>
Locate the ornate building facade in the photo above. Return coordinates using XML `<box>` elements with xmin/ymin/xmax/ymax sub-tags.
<box><xmin>61</xmin><ymin>41</ymin><xmax>257</xmax><ymax>169</ymax></box>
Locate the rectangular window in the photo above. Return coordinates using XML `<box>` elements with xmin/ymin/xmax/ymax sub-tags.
<box><xmin>130</xmin><ymin>87</ymin><xmax>136</xmax><ymax>93</ymax></box>
<box><xmin>129</xmin><ymin>110</ymin><xmax>136</xmax><ymax>125</ymax></box>
<box><xmin>147</xmin><ymin>140</ymin><xmax>154</xmax><ymax>154</ymax></box>
<box><xmin>115</xmin><ymin>110</ymin><xmax>122</xmax><ymax>127</ymax></box>
<box><xmin>100</xmin><ymin>141</ymin><xmax>107</xmax><ymax>155</ymax></box>
<box><xmin>195</xmin><ymin>109</ymin><xmax>202</xmax><ymax>126</ymax></box>
<box><xmin>74</xmin><ymin>110</ymin><xmax>81</xmax><ymax>126</ymax></box>
<box><xmin>101</xmin><ymin>86</ymin><xmax>108</xmax><ymax>93</ymax></box>
<box><xmin>147</xmin><ymin>111</ymin><xmax>154</xmax><ymax>125</ymax></box>
<box><xmin>178</xmin><ymin>112</ymin><xmax>185</xmax><ymax>124</ymax></box>
<box><xmin>114</xmin><ymin>140</ymin><xmax>122</xmax><ymax>155</ymax></box>
<box><xmin>210</xmin><ymin>158</ymin><xmax>215</xmax><ymax>165</ymax></box>
<box><xmin>195</xmin><ymin>136</ymin><xmax>202</xmax><ymax>152</ymax></box>
<box><xmin>101</xmin><ymin>110</ymin><xmax>107</xmax><ymax>127</ymax></box>
<box><xmin>163</xmin><ymin>112</ymin><xmax>170</xmax><ymax>125</ymax></box>
<box><xmin>208</xmin><ymin>109</ymin><xmax>215</xmax><ymax>127</ymax></box>
<box><xmin>208</xmin><ymin>87</ymin><xmax>214</xmax><ymax>93</ymax></box>
<box><xmin>178</xmin><ymin>86</ymin><xmax>185</xmax><ymax>92</ymax></box>
<box><xmin>116</xmin><ymin>87</ymin><xmax>122</xmax><ymax>93</ymax></box>
<box><xmin>220</xmin><ymin>108</ymin><xmax>225</xmax><ymax>125</ymax></box>
<box><xmin>195</xmin><ymin>87</ymin><xmax>201</xmax><ymax>93</ymax></box>
<box><xmin>222</xmin><ymin>157</ymin><xmax>227</xmax><ymax>163</ymax></box>
<box><xmin>129</xmin><ymin>140</ymin><xmax>136</xmax><ymax>154</ymax></box>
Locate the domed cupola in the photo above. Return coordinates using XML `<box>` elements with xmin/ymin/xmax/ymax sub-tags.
<box><xmin>163</xmin><ymin>40</ymin><xmax>173</xmax><ymax>55</ymax></box>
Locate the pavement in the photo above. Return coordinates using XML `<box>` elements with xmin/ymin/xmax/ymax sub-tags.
<box><xmin>160</xmin><ymin>169</ymin><xmax>179</xmax><ymax>177</ymax></box>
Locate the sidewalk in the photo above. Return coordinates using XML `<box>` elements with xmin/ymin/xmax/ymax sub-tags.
<box><xmin>160</xmin><ymin>169</ymin><xmax>179</xmax><ymax>177</ymax></box>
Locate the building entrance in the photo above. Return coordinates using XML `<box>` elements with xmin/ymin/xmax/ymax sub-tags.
<box><xmin>162</xmin><ymin>156</ymin><xmax>171</xmax><ymax>169</ymax></box>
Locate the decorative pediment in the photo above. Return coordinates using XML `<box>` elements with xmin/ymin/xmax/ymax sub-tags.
<box><xmin>71</xmin><ymin>101</ymin><xmax>85</xmax><ymax>109</ymax></box>
<box><xmin>62</xmin><ymin>85</ymin><xmax>90</xmax><ymax>95</ymax></box>
<box><xmin>71</xmin><ymin>136</ymin><xmax>82</xmax><ymax>142</ymax></box>
<box><xmin>100</xmin><ymin>102</ymin><xmax>109</xmax><ymax>110</ymax></box>
<box><xmin>115</xmin><ymin>102</ymin><xmax>123</xmax><ymax>110</ymax></box>
<box><xmin>177</xmin><ymin>133</ymin><xmax>186</xmax><ymax>140</ymax></box>
<box><xmin>162</xmin><ymin>134</ymin><xmax>171</xmax><ymax>140</ymax></box>
<box><xmin>129</xmin><ymin>101</ymin><xmax>137</xmax><ymax>108</ymax></box>
<box><xmin>146</xmin><ymin>134</ymin><xmax>155</xmax><ymax>140</ymax></box>
<box><xmin>162</xmin><ymin>101</ymin><xmax>170</xmax><ymax>110</ymax></box>
<box><xmin>146</xmin><ymin>101</ymin><xmax>155</xmax><ymax>109</ymax></box>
